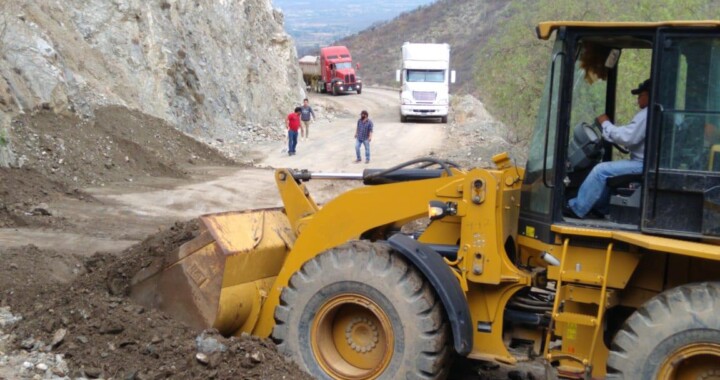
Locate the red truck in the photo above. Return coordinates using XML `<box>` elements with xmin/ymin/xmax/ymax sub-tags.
<box><xmin>299</xmin><ymin>46</ymin><xmax>362</xmax><ymax>95</ymax></box>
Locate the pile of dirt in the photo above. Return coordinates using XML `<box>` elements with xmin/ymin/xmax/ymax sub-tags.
<box><xmin>2</xmin><ymin>221</ymin><xmax>311</xmax><ymax>379</ymax></box>
<box><xmin>0</xmin><ymin>166</ymin><xmax>92</xmax><ymax>228</ymax></box>
<box><xmin>1</xmin><ymin>106</ymin><xmax>235</xmax><ymax>228</ymax></box>
<box><xmin>10</xmin><ymin>107</ymin><xmax>234</xmax><ymax>188</ymax></box>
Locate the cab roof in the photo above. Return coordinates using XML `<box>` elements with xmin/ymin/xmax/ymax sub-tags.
<box><xmin>536</xmin><ymin>20</ymin><xmax>720</xmax><ymax>40</ymax></box>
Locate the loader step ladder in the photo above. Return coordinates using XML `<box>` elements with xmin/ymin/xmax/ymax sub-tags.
<box><xmin>544</xmin><ymin>238</ymin><xmax>614</xmax><ymax>376</ymax></box>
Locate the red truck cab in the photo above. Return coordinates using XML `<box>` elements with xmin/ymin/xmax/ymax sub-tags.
<box><xmin>320</xmin><ymin>46</ymin><xmax>362</xmax><ymax>95</ymax></box>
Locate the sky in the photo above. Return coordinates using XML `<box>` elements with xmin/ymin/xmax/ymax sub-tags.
<box><xmin>272</xmin><ymin>0</ymin><xmax>436</xmax><ymax>54</ymax></box>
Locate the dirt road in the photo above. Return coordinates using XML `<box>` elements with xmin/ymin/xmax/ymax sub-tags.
<box><xmin>250</xmin><ymin>87</ymin><xmax>445</xmax><ymax>170</ymax></box>
<box><xmin>0</xmin><ymin>87</ymin><xmax>445</xmax><ymax>253</ymax></box>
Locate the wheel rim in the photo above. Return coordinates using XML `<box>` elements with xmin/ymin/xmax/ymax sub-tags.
<box><xmin>311</xmin><ymin>293</ymin><xmax>394</xmax><ymax>379</ymax></box>
<box><xmin>658</xmin><ymin>343</ymin><xmax>720</xmax><ymax>379</ymax></box>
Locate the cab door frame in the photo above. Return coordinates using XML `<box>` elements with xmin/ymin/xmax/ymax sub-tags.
<box><xmin>642</xmin><ymin>27</ymin><xmax>720</xmax><ymax>239</ymax></box>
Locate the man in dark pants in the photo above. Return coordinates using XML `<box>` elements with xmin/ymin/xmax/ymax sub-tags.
<box><xmin>354</xmin><ymin>110</ymin><xmax>373</xmax><ymax>163</ymax></box>
<box><xmin>286</xmin><ymin>107</ymin><xmax>301</xmax><ymax>156</ymax></box>
<box><xmin>300</xmin><ymin>98</ymin><xmax>315</xmax><ymax>140</ymax></box>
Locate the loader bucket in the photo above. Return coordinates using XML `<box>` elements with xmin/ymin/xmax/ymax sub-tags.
<box><xmin>130</xmin><ymin>208</ymin><xmax>294</xmax><ymax>336</ymax></box>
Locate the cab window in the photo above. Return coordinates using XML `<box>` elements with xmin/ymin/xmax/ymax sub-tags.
<box><xmin>657</xmin><ymin>37</ymin><xmax>720</xmax><ymax>172</ymax></box>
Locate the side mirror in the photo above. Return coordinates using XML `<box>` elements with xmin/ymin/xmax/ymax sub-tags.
<box><xmin>450</xmin><ymin>70</ymin><xmax>456</xmax><ymax>84</ymax></box>
<box><xmin>396</xmin><ymin>70</ymin><xmax>401</xmax><ymax>83</ymax></box>
<box><xmin>605</xmin><ymin>49</ymin><xmax>620</xmax><ymax>69</ymax></box>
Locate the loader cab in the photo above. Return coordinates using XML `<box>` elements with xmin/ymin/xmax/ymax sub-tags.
<box><xmin>519</xmin><ymin>22</ymin><xmax>720</xmax><ymax>244</ymax></box>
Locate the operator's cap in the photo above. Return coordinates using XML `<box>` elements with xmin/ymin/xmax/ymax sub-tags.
<box><xmin>631</xmin><ymin>79</ymin><xmax>651</xmax><ymax>95</ymax></box>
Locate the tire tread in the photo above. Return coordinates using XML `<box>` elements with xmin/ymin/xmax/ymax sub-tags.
<box><xmin>272</xmin><ymin>241</ymin><xmax>450</xmax><ymax>379</ymax></box>
<box><xmin>607</xmin><ymin>281</ymin><xmax>720</xmax><ymax>378</ymax></box>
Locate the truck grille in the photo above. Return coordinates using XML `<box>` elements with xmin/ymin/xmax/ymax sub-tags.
<box><xmin>345</xmin><ymin>74</ymin><xmax>355</xmax><ymax>83</ymax></box>
<box><xmin>413</xmin><ymin>91</ymin><xmax>437</xmax><ymax>101</ymax></box>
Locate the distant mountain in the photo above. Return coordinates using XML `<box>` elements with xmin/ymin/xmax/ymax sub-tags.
<box><xmin>335</xmin><ymin>0</ymin><xmax>509</xmax><ymax>95</ymax></box>
<box><xmin>272</xmin><ymin>0</ymin><xmax>435</xmax><ymax>56</ymax></box>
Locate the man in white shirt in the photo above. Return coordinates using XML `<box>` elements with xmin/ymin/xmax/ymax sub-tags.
<box><xmin>565</xmin><ymin>79</ymin><xmax>650</xmax><ymax>219</ymax></box>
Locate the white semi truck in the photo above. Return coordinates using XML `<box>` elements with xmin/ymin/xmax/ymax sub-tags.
<box><xmin>396</xmin><ymin>42</ymin><xmax>456</xmax><ymax>123</ymax></box>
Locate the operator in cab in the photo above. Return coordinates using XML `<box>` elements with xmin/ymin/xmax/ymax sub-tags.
<box><xmin>565</xmin><ymin>79</ymin><xmax>650</xmax><ymax>219</ymax></box>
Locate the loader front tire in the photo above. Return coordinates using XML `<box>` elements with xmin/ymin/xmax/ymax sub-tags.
<box><xmin>272</xmin><ymin>241</ymin><xmax>450</xmax><ymax>380</ymax></box>
<box><xmin>606</xmin><ymin>282</ymin><xmax>720</xmax><ymax>379</ymax></box>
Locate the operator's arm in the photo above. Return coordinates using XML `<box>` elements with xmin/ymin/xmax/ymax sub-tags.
<box><xmin>310</xmin><ymin>107</ymin><xmax>315</xmax><ymax>120</ymax></box>
<box><xmin>368</xmin><ymin>120</ymin><xmax>374</xmax><ymax>141</ymax></box>
<box><xmin>600</xmin><ymin>108</ymin><xmax>648</xmax><ymax>146</ymax></box>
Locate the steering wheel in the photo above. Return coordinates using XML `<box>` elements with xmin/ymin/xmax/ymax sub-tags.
<box><xmin>591</xmin><ymin>119</ymin><xmax>630</xmax><ymax>155</ymax></box>
<box><xmin>567</xmin><ymin>121</ymin><xmax>604</xmax><ymax>171</ymax></box>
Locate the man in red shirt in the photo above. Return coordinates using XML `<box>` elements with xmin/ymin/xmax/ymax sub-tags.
<box><xmin>286</xmin><ymin>107</ymin><xmax>301</xmax><ymax>156</ymax></box>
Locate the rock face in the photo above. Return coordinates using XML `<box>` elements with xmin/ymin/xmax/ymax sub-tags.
<box><xmin>0</xmin><ymin>0</ymin><xmax>304</xmax><ymax>150</ymax></box>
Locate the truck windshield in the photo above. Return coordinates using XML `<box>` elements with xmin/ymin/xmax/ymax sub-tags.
<box><xmin>406</xmin><ymin>70</ymin><xmax>445</xmax><ymax>83</ymax></box>
<box><xmin>334</xmin><ymin>62</ymin><xmax>353</xmax><ymax>69</ymax></box>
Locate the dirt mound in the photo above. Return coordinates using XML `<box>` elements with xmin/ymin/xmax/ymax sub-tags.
<box><xmin>10</xmin><ymin>106</ymin><xmax>233</xmax><ymax>188</ymax></box>
<box><xmin>2</xmin><ymin>106</ymin><xmax>235</xmax><ymax>228</ymax></box>
<box><xmin>0</xmin><ymin>167</ymin><xmax>92</xmax><ymax>228</ymax></box>
<box><xmin>3</xmin><ymin>222</ymin><xmax>311</xmax><ymax>379</ymax></box>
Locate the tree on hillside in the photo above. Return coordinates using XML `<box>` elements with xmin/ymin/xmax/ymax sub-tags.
<box><xmin>476</xmin><ymin>0</ymin><xmax>720</xmax><ymax>142</ymax></box>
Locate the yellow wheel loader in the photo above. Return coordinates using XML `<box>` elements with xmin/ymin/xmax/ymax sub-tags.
<box><xmin>131</xmin><ymin>21</ymin><xmax>720</xmax><ymax>379</ymax></box>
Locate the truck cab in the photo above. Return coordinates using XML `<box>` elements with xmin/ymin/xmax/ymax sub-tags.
<box><xmin>396</xmin><ymin>42</ymin><xmax>456</xmax><ymax>123</ymax></box>
<box><xmin>320</xmin><ymin>46</ymin><xmax>362</xmax><ymax>95</ymax></box>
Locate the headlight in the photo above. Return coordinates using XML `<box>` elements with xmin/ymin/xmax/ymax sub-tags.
<box><xmin>428</xmin><ymin>201</ymin><xmax>457</xmax><ymax>220</ymax></box>
<box><xmin>337</xmin><ymin>81</ymin><xmax>344</xmax><ymax>85</ymax></box>
<box><xmin>357</xmin><ymin>79</ymin><xmax>362</xmax><ymax>83</ymax></box>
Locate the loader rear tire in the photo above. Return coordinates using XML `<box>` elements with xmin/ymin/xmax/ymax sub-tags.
<box><xmin>606</xmin><ymin>282</ymin><xmax>720</xmax><ymax>379</ymax></box>
<box><xmin>272</xmin><ymin>241</ymin><xmax>450</xmax><ymax>380</ymax></box>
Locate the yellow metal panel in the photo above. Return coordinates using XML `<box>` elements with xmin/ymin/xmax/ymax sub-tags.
<box><xmin>201</xmin><ymin>208</ymin><xmax>293</xmax><ymax>255</ymax></box>
<box><xmin>420</xmin><ymin>218</ymin><xmax>461</xmax><ymax>246</ymax></box>
<box><xmin>466</xmin><ymin>282</ymin><xmax>528</xmax><ymax>364</ymax></box>
<box><xmin>565</xmin><ymin>285</ymin><xmax>617</xmax><ymax>307</ymax></box>
<box><xmin>536</xmin><ymin>20</ymin><xmax>720</xmax><ymax>40</ymax></box>
<box><xmin>560</xmin><ymin>270</ymin><xmax>603</xmax><ymax>285</ymax></box>
<box><xmin>546</xmin><ymin>246</ymin><xmax>640</xmax><ymax>289</ymax></box>
<box><xmin>554</xmin><ymin>312</ymin><xmax>597</xmax><ymax>327</ymax></box>
<box><xmin>612</xmin><ymin>231</ymin><xmax>720</xmax><ymax>260</ymax></box>
<box><xmin>203</xmin><ymin>209</ymin><xmax>293</xmax><ymax>287</ymax></box>
<box><xmin>254</xmin><ymin>173</ymin><xmax>468</xmax><ymax>337</ymax></box>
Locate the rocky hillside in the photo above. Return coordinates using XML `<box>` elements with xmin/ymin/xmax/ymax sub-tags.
<box><xmin>335</xmin><ymin>0</ymin><xmax>508</xmax><ymax>95</ymax></box>
<box><xmin>0</xmin><ymin>0</ymin><xmax>305</xmax><ymax>168</ymax></box>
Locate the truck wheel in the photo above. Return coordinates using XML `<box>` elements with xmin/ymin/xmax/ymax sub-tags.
<box><xmin>441</xmin><ymin>116</ymin><xmax>448</xmax><ymax>124</ymax></box>
<box><xmin>332</xmin><ymin>86</ymin><xmax>338</xmax><ymax>96</ymax></box>
<box><xmin>357</xmin><ymin>88</ymin><xmax>362</xmax><ymax>95</ymax></box>
<box><xmin>273</xmin><ymin>241</ymin><xmax>450</xmax><ymax>380</ymax></box>
<box><xmin>400</xmin><ymin>115</ymin><xmax>407</xmax><ymax>123</ymax></box>
<box><xmin>606</xmin><ymin>282</ymin><xmax>720</xmax><ymax>379</ymax></box>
